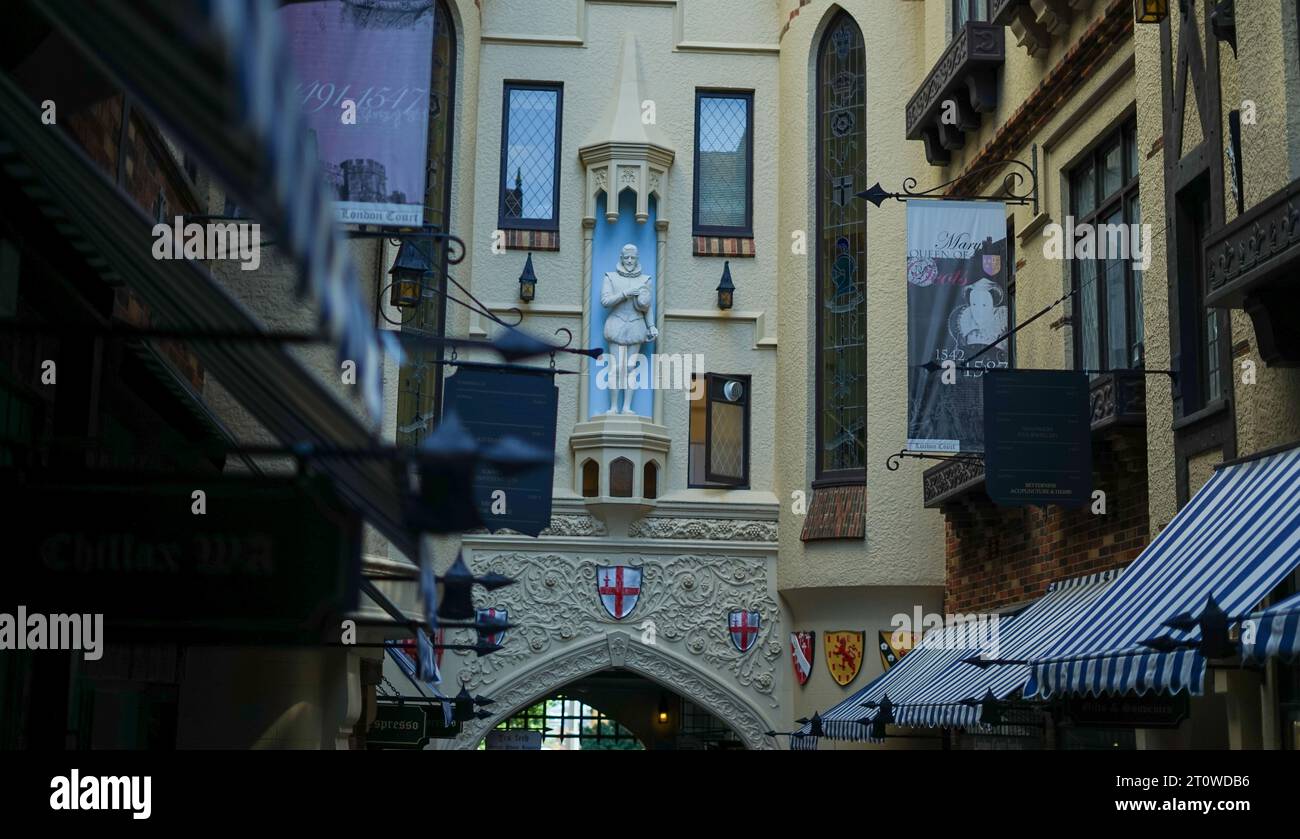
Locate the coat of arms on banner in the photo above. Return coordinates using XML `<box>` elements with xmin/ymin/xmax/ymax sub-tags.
<box><xmin>728</xmin><ymin>610</ymin><xmax>761</xmax><ymax>653</ymax></box>
<box><xmin>878</xmin><ymin>630</ymin><xmax>920</xmax><ymax>671</ymax></box>
<box><xmin>790</xmin><ymin>631</ymin><xmax>815</xmax><ymax>686</ymax></box>
<box><xmin>597</xmin><ymin>565</ymin><xmax>642</xmax><ymax>620</ymax></box>
<box><xmin>476</xmin><ymin>607</ymin><xmax>507</xmax><ymax>648</ymax></box>
<box><xmin>982</xmin><ymin>253</ymin><xmax>1002</xmax><ymax>277</ymax></box>
<box><xmin>825</xmin><ymin>630</ymin><xmax>865</xmax><ymax>686</ymax></box>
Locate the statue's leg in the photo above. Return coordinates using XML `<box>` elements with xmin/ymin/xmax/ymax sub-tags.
<box><xmin>606</xmin><ymin>344</ymin><xmax>624</xmax><ymax>414</ymax></box>
<box><xmin>622</xmin><ymin>342</ymin><xmax>642</xmax><ymax>414</ymax></box>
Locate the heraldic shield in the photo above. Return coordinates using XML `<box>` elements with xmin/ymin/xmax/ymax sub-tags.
<box><xmin>728</xmin><ymin>610</ymin><xmax>760</xmax><ymax>653</ymax></box>
<box><xmin>597</xmin><ymin>565</ymin><xmax>642</xmax><ymax>620</ymax></box>
<box><xmin>825</xmin><ymin>630</ymin><xmax>865</xmax><ymax>686</ymax></box>
<box><xmin>790</xmin><ymin>631</ymin><xmax>815</xmax><ymax>686</ymax></box>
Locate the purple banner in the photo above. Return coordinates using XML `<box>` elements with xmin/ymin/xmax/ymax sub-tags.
<box><xmin>282</xmin><ymin>1</ymin><xmax>434</xmax><ymax>226</ymax></box>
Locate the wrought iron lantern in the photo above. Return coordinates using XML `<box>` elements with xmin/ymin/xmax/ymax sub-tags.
<box><xmin>388</xmin><ymin>238</ymin><xmax>430</xmax><ymax>309</ymax></box>
<box><xmin>1134</xmin><ymin>0</ymin><xmax>1168</xmax><ymax>23</ymax></box>
<box><xmin>518</xmin><ymin>251</ymin><xmax>538</xmax><ymax>303</ymax></box>
<box><xmin>716</xmin><ymin>260</ymin><xmax>735</xmax><ymax>311</ymax></box>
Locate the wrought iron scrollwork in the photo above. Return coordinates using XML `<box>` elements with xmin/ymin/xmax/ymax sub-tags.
<box><xmin>886</xmin><ymin>449</ymin><xmax>985</xmax><ymax>471</ymax></box>
<box><xmin>857</xmin><ymin>157</ymin><xmax>1037</xmax><ymax>207</ymax></box>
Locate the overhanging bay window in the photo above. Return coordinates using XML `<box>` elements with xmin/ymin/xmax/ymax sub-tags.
<box><xmin>952</xmin><ymin>0</ymin><xmax>989</xmax><ymax>36</ymax></box>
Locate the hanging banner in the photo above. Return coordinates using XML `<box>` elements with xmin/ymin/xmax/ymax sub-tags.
<box><xmin>443</xmin><ymin>364</ymin><xmax>559</xmax><ymax>537</ymax></box>
<box><xmin>983</xmin><ymin>369</ymin><xmax>1092</xmax><ymax>507</ymax></box>
<box><xmin>906</xmin><ymin>200</ymin><xmax>1010</xmax><ymax>453</ymax></box>
<box><xmin>281</xmin><ymin>0</ymin><xmax>435</xmax><ymax>227</ymax></box>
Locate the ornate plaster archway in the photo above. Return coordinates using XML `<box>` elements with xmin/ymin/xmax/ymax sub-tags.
<box><xmin>446</xmin><ymin>630</ymin><xmax>778</xmax><ymax>749</ymax></box>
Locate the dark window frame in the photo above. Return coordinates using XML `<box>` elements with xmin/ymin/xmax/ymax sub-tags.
<box><xmin>497</xmin><ymin>80</ymin><xmax>563</xmax><ymax>232</ymax></box>
<box><xmin>814</xmin><ymin>11</ymin><xmax>867</xmax><ymax>485</ymax></box>
<box><xmin>1069</xmin><ymin>117</ymin><xmax>1143</xmax><ymax>374</ymax></box>
<box><xmin>702</xmin><ymin>372</ymin><xmax>751</xmax><ymax>487</ymax></box>
<box><xmin>951</xmin><ymin>0</ymin><xmax>989</xmax><ymax>37</ymax></box>
<box><xmin>688</xmin><ymin>372</ymin><xmax>751</xmax><ymax>489</ymax></box>
<box><xmin>692</xmin><ymin>89</ymin><xmax>755</xmax><ymax>238</ymax></box>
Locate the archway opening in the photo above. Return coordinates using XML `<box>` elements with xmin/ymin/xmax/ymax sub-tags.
<box><xmin>478</xmin><ymin>670</ymin><xmax>745</xmax><ymax>750</ymax></box>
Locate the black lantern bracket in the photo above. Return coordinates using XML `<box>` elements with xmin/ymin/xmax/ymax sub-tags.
<box><xmin>857</xmin><ymin>157</ymin><xmax>1038</xmax><ymax>208</ymax></box>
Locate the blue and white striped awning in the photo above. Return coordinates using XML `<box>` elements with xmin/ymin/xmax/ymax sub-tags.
<box><xmin>1028</xmin><ymin>444</ymin><xmax>1300</xmax><ymax>698</ymax></box>
<box><xmin>1242</xmin><ymin>592</ymin><xmax>1300</xmax><ymax>663</ymax></box>
<box><xmin>889</xmin><ymin>570</ymin><xmax>1118</xmax><ymax>728</ymax></box>
<box><xmin>791</xmin><ymin>570</ymin><xmax>1119</xmax><ymax>748</ymax></box>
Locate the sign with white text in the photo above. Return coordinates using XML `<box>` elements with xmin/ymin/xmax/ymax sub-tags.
<box><xmin>281</xmin><ymin>1</ymin><xmax>435</xmax><ymax>226</ymax></box>
<box><xmin>906</xmin><ymin>199</ymin><xmax>1010</xmax><ymax>453</ymax></box>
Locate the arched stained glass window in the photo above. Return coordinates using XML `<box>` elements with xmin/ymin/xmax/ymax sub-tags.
<box><xmin>815</xmin><ymin>13</ymin><xmax>867</xmax><ymax>480</ymax></box>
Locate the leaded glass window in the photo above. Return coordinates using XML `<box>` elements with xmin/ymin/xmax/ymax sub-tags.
<box><xmin>396</xmin><ymin>0</ymin><xmax>455</xmax><ymax>450</ymax></box>
<box><xmin>815</xmin><ymin>14</ymin><xmax>867</xmax><ymax>480</ymax></box>
<box><xmin>693</xmin><ymin>91</ymin><xmax>753</xmax><ymax>236</ymax></box>
<box><xmin>498</xmin><ymin>82</ymin><xmax>562</xmax><ymax>230</ymax></box>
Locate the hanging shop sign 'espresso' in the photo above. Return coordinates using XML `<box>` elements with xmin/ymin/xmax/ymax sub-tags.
<box><xmin>906</xmin><ymin>199</ymin><xmax>1010</xmax><ymax>453</ymax></box>
<box><xmin>0</xmin><ymin>476</ymin><xmax>361</xmax><ymax>642</ymax></box>
<box><xmin>983</xmin><ymin>369</ymin><xmax>1092</xmax><ymax>507</ymax></box>
<box><xmin>367</xmin><ymin>703</ymin><xmax>428</xmax><ymax>748</ymax></box>
<box><xmin>443</xmin><ymin>363</ymin><xmax>559</xmax><ymax>537</ymax></box>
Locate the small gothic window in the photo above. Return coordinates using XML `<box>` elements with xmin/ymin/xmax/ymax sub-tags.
<box><xmin>643</xmin><ymin>461</ymin><xmax>659</xmax><ymax>500</ymax></box>
<box><xmin>498</xmin><ymin>82</ymin><xmax>562</xmax><ymax>230</ymax></box>
<box><xmin>693</xmin><ymin>91</ymin><xmax>753</xmax><ymax>236</ymax></box>
<box><xmin>582</xmin><ymin>459</ymin><xmax>599</xmax><ymax>498</ymax></box>
<box><xmin>610</xmin><ymin>457</ymin><xmax>633</xmax><ymax>498</ymax></box>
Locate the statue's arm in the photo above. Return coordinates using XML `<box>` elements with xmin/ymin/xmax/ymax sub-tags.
<box><xmin>599</xmin><ymin>274</ymin><xmax>621</xmax><ymax>307</ymax></box>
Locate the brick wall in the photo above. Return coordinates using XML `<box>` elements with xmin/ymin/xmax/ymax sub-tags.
<box><xmin>64</xmin><ymin>96</ymin><xmax>205</xmax><ymax>390</ymax></box>
<box><xmin>943</xmin><ymin>435</ymin><xmax>1149</xmax><ymax>614</ymax></box>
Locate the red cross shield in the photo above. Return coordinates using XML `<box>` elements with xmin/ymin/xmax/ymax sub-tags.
<box><xmin>476</xmin><ymin>607</ymin><xmax>507</xmax><ymax>648</ymax></box>
<box><xmin>597</xmin><ymin>566</ymin><xmax>642</xmax><ymax>620</ymax></box>
<box><xmin>729</xmin><ymin>610</ymin><xmax>761</xmax><ymax>653</ymax></box>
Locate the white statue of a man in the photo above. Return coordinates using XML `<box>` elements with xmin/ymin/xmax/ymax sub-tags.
<box><xmin>600</xmin><ymin>243</ymin><xmax>658</xmax><ymax>415</ymax></box>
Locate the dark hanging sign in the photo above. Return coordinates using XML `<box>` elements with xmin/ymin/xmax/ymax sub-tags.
<box><xmin>906</xmin><ymin>200</ymin><xmax>1010</xmax><ymax>453</ymax></box>
<box><xmin>0</xmin><ymin>475</ymin><xmax>361</xmax><ymax>642</ymax></box>
<box><xmin>1065</xmin><ymin>692</ymin><xmax>1191</xmax><ymax>729</ymax></box>
<box><xmin>367</xmin><ymin>703</ymin><xmax>428</xmax><ymax>748</ymax></box>
<box><xmin>443</xmin><ymin>363</ymin><xmax>558</xmax><ymax>537</ymax></box>
<box><xmin>983</xmin><ymin>369</ymin><xmax>1092</xmax><ymax>507</ymax></box>
<box><xmin>426</xmin><ymin>706</ymin><xmax>463</xmax><ymax>740</ymax></box>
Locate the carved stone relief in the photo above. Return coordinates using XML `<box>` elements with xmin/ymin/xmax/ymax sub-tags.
<box><xmin>446</xmin><ymin>632</ymin><xmax>776</xmax><ymax>750</ymax></box>
<box><xmin>628</xmin><ymin>517</ymin><xmax>778</xmax><ymax>542</ymax></box>
<box><xmin>451</xmin><ymin>552</ymin><xmax>781</xmax><ymax>709</ymax></box>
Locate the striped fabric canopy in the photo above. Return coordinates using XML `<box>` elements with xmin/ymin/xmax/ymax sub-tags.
<box><xmin>1028</xmin><ymin>444</ymin><xmax>1300</xmax><ymax>699</ymax></box>
<box><xmin>790</xmin><ymin>571</ymin><xmax>1119</xmax><ymax>749</ymax></box>
<box><xmin>887</xmin><ymin>570</ymin><xmax>1118</xmax><ymax>728</ymax></box>
<box><xmin>1242</xmin><ymin>592</ymin><xmax>1300</xmax><ymax>663</ymax></box>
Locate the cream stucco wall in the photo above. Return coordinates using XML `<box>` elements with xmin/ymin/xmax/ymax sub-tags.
<box><xmin>775</xmin><ymin>2</ymin><xmax>945</xmax><ymax>596</ymax></box>
<box><xmin>1137</xmin><ymin>0</ymin><xmax>1300</xmax><ymax>532</ymax></box>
